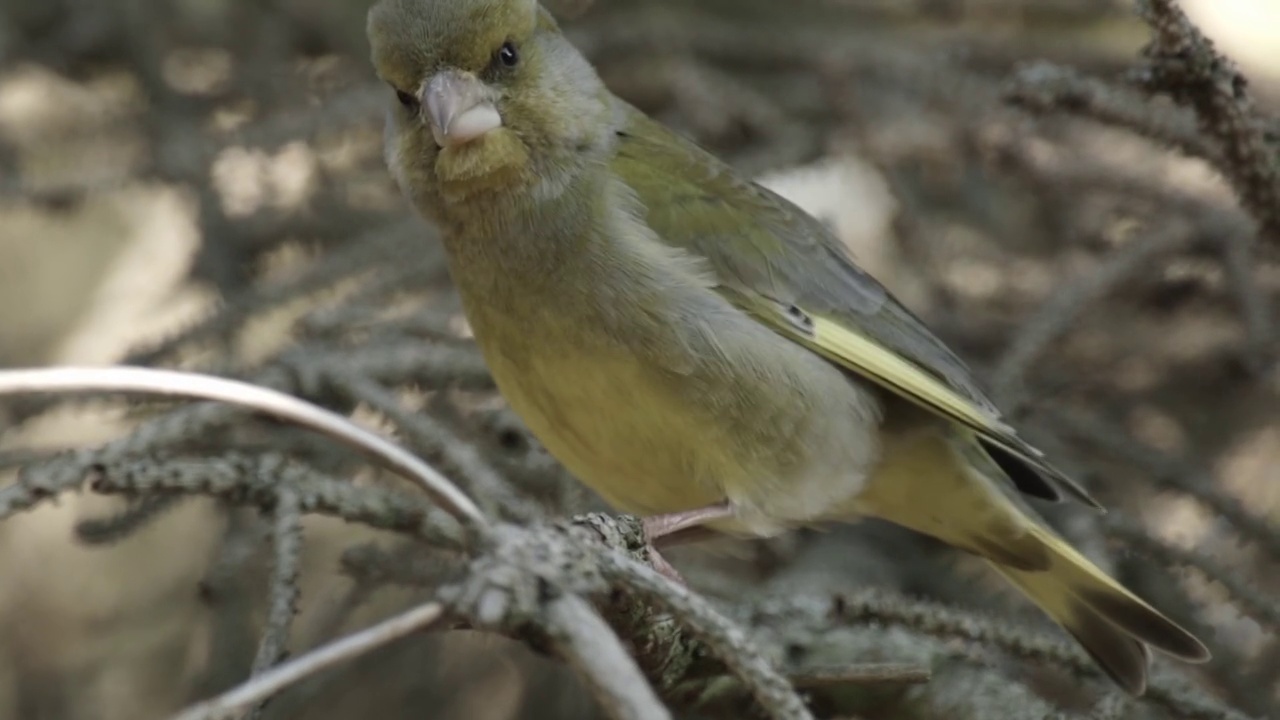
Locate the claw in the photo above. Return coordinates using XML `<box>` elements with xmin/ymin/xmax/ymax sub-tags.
<box><xmin>644</xmin><ymin>543</ymin><xmax>686</xmax><ymax>584</ymax></box>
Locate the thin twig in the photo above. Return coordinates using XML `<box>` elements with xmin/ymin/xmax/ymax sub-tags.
<box><xmin>1218</xmin><ymin>234</ymin><xmax>1275</xmax><ymax>372</ymax></box>
<box><xmin>88</xmin><ymin>454</ymin><xmax>465</xmax><ymax>550</ymax></box>
<box><xmin>788</xmin><ymin>663</ymin><xmax>931</xmax><ymax>688</ymax></box>
<box><xmin>1005</xmin><ymin>60</ymin><xmax>1219</xmax><ymax>163</ymax></box>
<box><xmin>1047</xmin><ymin>407</ymin><xmax>1280</xmax><ymax>561</ymax></box>
<box><xmin>170</xmin><ymin>601</ymin><xmax>446</xmax><ymax>720</ymax></box>
<box><xmin>74</xmin><ymin>494</ymin><xmax>188</xmax><ymax>545</ymax></box>
<box><xmin>992</xmin><ymin>227</ymin><xmax>1200</xmax><ymax>408</ymax></box>
<box><xmin>328</xmin><ymin>373</ymin><xmax>542</xmax><ymax>523</ymax></box>
<box><xmin>1135</xmin><ymin>0</ymin><xmax>1280</xmax><ymax>247</ymax></box>
<box><xmin>764</xmin><ymin>592</ymin><xmax>1249</xmax><ymax>720</ymax></box>
<box><xmin>1108</xmin><ymin>517</ymin><xmax>1280</xmax><ymax>632</ymax></box>
<box><xmin>244</xmin><ymin>488</ymin><xmax>305</xmax><ymax>720</ymax></box>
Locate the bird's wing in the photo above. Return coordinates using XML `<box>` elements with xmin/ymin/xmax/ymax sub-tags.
<box><xmin>610</xmin><ymin>105</ymin><xmax>1099</xmax><ymax>508</ymax></box>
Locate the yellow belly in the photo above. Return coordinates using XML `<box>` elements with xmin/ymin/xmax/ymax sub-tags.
<box><xmin>463</xmin><ymin>292</ymin><xmax>883</xmax><ymax>538</ymax></box>
<box><xmin>483</xmin><ymin>335</ymin><xmax>729</xmax><ymax>516</ymax></box>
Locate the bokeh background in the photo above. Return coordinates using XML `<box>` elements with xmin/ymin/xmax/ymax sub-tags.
<box><xmin>1</xmin><ymin>1</ymin><xmax>1278</xmax><ymax>718</ymax></box>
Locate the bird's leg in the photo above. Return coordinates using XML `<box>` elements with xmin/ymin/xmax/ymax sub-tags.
<box><xmin>640</xmin><ymin>502</ymin><xmax>733</xmax><ymax>584</ymax></box>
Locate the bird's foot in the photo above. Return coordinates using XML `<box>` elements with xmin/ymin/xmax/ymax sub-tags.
<box><xmin>640</xmin><ymin>502</ymin><xmax>733</xmax><ymax>584</ymax></box>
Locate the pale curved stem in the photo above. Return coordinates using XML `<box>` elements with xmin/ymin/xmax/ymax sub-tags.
<box><xmin>0</xmin><ymin>366</ymin><xmax>488</xmax><ymax>530</ymax></box>
<box><xmin>170</xmin><ymin>601</ymin><xmax>446</xmax><ymax>720</ymax></box>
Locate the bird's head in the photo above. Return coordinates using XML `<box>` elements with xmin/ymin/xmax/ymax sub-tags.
<box><xmin>368</xmin><ymin>0</ymin><xmax>616</xmax><ymax>209</ymax></box>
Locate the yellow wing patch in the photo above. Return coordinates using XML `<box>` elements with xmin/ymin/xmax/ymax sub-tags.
<box><xmin>784</xmin><ymin>313</ymin><xmax>1006</xmax><ymax>436</ymax></box>
<box><xmin>724</xmin><ymin>290</ymin><xmax>1101</xmax><ymax>501</ymax></box>
<box><xmin>805</xmin><ymin>315</ymin><xmax>1015</xmax><ymax>437</ymax></box>
<box><xmin>797</xmin><ymin>312</ymin><xmax>1110</xmax><ymax>509</ymax></box>
<box><xmin>750</xmin><ymin>300</ymin><xmax>1053</xmax><ymax>467</ymax></box>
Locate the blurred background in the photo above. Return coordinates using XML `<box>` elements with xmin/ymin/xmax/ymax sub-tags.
<box><xmin>1</xmin><ymin>0</ymin><xmax>1278</xmax><ymax>718</ymax></box>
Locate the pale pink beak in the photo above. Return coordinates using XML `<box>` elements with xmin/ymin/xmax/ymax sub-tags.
<box><xmin>424</xmin><ymin>70</ymin><xmax>502</xmax><ymax>147</ymax></box>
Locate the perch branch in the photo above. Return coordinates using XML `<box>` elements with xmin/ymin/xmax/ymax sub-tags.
<box><xmin>543</xmin><ymin>594</ymin><xmax>674</xmax><ymax>720</ymax></box>
<box><xmin>595</xmin><ymin>549</ymin><xmax>815</xmax><ymax>720</ymax></box>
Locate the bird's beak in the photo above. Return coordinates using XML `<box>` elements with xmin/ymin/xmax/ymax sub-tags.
<box><xmin>424</xmin><ymin>70</ymin><xmax>502</xmax><ymax>148</ymax></box>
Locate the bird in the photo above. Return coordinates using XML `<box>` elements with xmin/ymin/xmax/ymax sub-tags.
<box><xmin>366</xmin><ymin>0</ymin><xmax>1210</xmax><ymax>695</ymax></box>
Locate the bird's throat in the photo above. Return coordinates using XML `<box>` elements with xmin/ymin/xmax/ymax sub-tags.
<box><xmin>433</xmin><ymin>129</ymin><xmax>532</xmax><ymax>202</ymax></box>
<box><xmin>437</xmin><ymin>172</ymin><xmax>605</xmax><ymax>312</ymax></box>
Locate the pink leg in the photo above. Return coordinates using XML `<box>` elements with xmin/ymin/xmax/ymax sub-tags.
<box><xmin>643</xmin><ymin>502</ymin><xmax>733</xmax><ymax>541</ymax></box>
<box><xmin>640</xmin><ymin>502</ymin><xmax>733</xmax><ymax>583</ymax></box>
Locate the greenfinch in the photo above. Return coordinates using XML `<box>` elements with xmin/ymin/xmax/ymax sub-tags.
<box><xmin>366</xmin><ymin>0</ymin><xmax>1210</xmax><ymax>694</ymax></box>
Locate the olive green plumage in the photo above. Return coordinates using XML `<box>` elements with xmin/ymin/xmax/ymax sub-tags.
<box><xmin>367</xmin><ymin>0</ymin><xmax>1210</xmax><ymax>694</ymax></box>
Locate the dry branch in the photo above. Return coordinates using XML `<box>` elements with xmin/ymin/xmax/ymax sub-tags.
<box><xmin>1134</xmin><ymin>0</ymin><xmax>1280</xmax><ymax>249</ymax></box>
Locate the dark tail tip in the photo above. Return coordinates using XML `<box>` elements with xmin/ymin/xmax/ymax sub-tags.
<box><xmin>1065</xmin><ymin>601</ymin><xmax>1151</xmax><ymax>696</ymax></box>
<box><xmin>978</xmin><ymin>438</ymin><xmax>1104</xmax><ymax>510</ymax></box>
<box><xmin>1083</xmin><ymin>588</ymin><xmax>1212</xmax><ymax>663</ymax></box>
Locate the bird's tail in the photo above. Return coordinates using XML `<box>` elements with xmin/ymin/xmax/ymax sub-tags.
<box><xmin>988</xmin><ymin>520</ymin><xmax>1209</xmax><ymax>694</ymax></box>
<box><xmin>854</xmin><ymin>425</ymin><xmax>1210</xmax><ymax>695</ymax></box>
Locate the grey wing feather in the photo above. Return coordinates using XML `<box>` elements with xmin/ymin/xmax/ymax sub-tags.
<box><xmin>611</xmin><ymin>105</ymin><xmax>998</xmax><ymax>414</ymax></box>
<box><xmin>610</xmin><ymin>103</ymin><xmax>1100</xmax><ymax>508</ymax></box>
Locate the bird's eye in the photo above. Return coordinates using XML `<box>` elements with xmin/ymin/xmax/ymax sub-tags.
<box><xmin>497</xmin><ymin>42</ymin><xmax>519</xmax><ymax>68</ymax></box>
<box><xmin>394</xmin><ymin>88</ymin><xmax>419</xmax><ymax>111</ymax></box>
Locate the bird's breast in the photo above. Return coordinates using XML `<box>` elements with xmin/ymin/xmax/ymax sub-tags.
<box><xmin>439</xmin><ymin>187</ymin><xmax>883</xmax><ymax>533</ymax></box>
<box><xmin>468</xmin><ymin>301</ymin><xmax>728</xmax><ymax>517</ymax></box>
<box><xmin>458</xmin><ymin>278</ymin><xmax>885</xmax><ymax>536</ymax></box>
